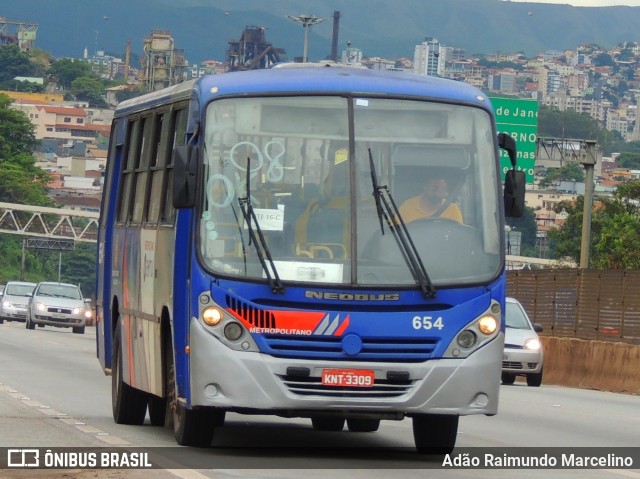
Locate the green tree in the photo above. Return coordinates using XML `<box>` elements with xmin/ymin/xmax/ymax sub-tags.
<box><xmin>0</xmin><ymin>45</ymin><xmax>34</xmax><ymax>85</ymax></box>
<box><xmin>60</xmin><ymin>243</ymin><xmax>97</xmax><ymax>298</ymax></box>
<box><xmin>547</xmin><ymin>181</ymin><xmax>640</xmax><ymax>269</ymax></box>
<box><xmin>538</xmin><ymin>162</ymin><xmax>585</xmax><ymax>189</ymax></box>
<box><xmin>48</xmin><ymin>58</ymin><xmax>92</xmax><ymax>88</ymax></box>
<box><xmin>538</xmin><ymin>106</ymin><xmax>624</xmax><ymax>155</ymax></box>
<box><xmin>506</xmin><ymin>206</ymin><xmax>538</xmax><ymax>255</ymax></box>
<box><xmin>617</xmin><ymin>151</ymin><xmax>640</xmax><ymax>169</ymax></box>
<box><xmin>594</xmin><ymin>52</ymin><xmax>615</xmax><ymax>67</ymax></box>
<box><xmin>0</xmin><ymin>94</ymin><xmax>51</xmax><ymax>205</ymax></box>
<box><xmin>70</xmin><ymin>76</ymin><xmax>108</xmax><ymax>108</ymax></box>
<box><xmin>0</xmin><ymin>94</ymin><xmax>39</xmax><ymax>157</ymax></box>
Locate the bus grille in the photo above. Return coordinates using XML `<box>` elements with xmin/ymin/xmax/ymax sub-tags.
<box><xmin>226</xmin><ymin>295</ymin><xmax>276</xmax><ymax>329</ymax></box>
<box><xmin>263</xmin><ymin>335</ymin><xmax>438</xmax><ymax>362</ymax></box>
<box><xmin>279</xmin><ymin>375</ymin><xmax>414</xmax><ymax>398</ymax></box>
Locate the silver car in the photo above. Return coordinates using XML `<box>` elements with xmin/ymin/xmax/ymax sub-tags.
<box><xmin>0</xmin><ymin>281</ymin><xmax>37</xmax><ymax>323</ymax></box>
<box><xmin>502</xmin><ymin>297</ymin><xmax>544</xmax><ymax>387</ymax></box>
<box><xmin>26</xmin><ymin>282</ymin><xmax>91</xmax><ymax>334</ymax></box>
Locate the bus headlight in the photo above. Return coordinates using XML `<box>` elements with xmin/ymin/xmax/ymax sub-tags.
<box><xmin>224</xmin><ymin>322</ymin><xmax>243</xmax><ymax>341</ymax></box>
<box><xmin>456</xmin><ymin>330</ymin><xmax>477</xmax><ymax>348</ymax></box>
<box><xmin>478</xmin><ymin>315</ymin><xmax>498</xmax><ymax>335</ymax></box>
<box><xmin>202</xmin><ymin>307</ymin><xmax>223</xmax><ymax>326</ymax></box>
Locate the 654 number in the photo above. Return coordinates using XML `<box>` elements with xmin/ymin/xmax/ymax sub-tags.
<box><xmin>412</xmin><ymin>315</ymin><xmax>444</xmax><ymax>330</ymax></box>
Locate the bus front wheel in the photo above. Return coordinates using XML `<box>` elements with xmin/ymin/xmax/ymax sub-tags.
<box><xmin>412</xmin><ymin>414</ymin><xmax>458</xmax><ymax>455</ymax></box>
<box><xmin>112</xmin><ymin>321</ymin><xmax>148</xmax><ymax>425</ymax></box>
<box><xmin>165</xmin><ymin>335</ymin><xmax>219</xmax><ymax>447</ymax></box>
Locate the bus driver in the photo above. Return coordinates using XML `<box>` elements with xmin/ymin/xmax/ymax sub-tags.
<box><xmin>397</xmin><ymin>174</ymin><xmax>463</xmax><ymax>224</ymax></box>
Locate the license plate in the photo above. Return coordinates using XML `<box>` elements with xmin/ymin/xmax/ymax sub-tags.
<box><xmin>321</xmin><ymin>369</ymin><xmax>375</xmax><ymax>388</ymax></box>
<box><xmin>52</xmin><ymin>314</ymin><xmax>66</xmax><ymax>319</ymax></box>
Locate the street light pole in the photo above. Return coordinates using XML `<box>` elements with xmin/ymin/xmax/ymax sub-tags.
<box><xmin>286</xmin><ymin>14</ymin><xmax>326</xmax><ymax>63</ymax></box>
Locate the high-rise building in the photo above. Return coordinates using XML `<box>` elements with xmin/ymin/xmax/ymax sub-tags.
<box><xmin>413</xmin><ymin>37</ymin><xmax>445</xmax><ymax>77</ymax></box>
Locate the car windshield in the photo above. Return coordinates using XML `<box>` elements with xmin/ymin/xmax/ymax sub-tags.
<box><xmin>37</xmin><ymin>284</ymin><xmax>82</xmax><ymax>300</ymax></box>
<box><xmin>506</xmin><ymin>301</ymin><xmax>532</xmax><ymax>330</ymax></box>
<box><xmin>200</xmin><ymin>95</ymin><xmax>501</xmax><ymax>288</ymax></box>
<box><xmin>5</xmin><ymin>284</ymin><xmax>35</xmax><ymax>296</ymax></box>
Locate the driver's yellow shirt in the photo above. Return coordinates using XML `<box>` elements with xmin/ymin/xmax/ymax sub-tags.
<box><xmin>397</xmin><ymin>196</ymin><xmax>463</xmax><ymax>224</ymax></box>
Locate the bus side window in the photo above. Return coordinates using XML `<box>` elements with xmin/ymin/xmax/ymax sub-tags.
<box><xmin>117</xmin><ymin>119</ymin><xmax>140</xmax><ymax>225</ymax></box>
<box><xmin>131</xmin><ymin>115</ymin><xmax>155</xmax><ymax>224</ymax></box>
<box><xmin>147</xmin><ymin>112</ymin><xmax>169</xmax><ymax>224</ymax></box>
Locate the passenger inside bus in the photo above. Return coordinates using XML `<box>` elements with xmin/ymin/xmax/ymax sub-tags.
<box><xmin>294</xmin><ymin>146</ymin><xmax>350</xmax><ymax>259</ymax></box>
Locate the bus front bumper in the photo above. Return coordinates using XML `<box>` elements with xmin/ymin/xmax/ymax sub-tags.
<box><xmin>189</xmin><ymin>317</ymin><xmax>503</xmax><ymax>417</ymax></box>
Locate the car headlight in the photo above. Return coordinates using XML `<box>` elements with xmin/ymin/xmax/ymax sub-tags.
<box><xmin>84</xmin><ymin>309</ymin><xmax>92</xmax><ymax>319</ymax></box>
<box><xmin>72</xmin><ymin>307</ymin><xmax>81</xmax><ymax>315</ymax></box>
<box><xmin>524</xmin><ymin>338</ymin><xmax>541</xmax><ymax>350</ymax></box>
<box><xmin>36</xmin><ymin>302</ymin><xmax>47</xmax><ymax>311</ymax></box>
<box><xmin>3</xmin><ymin>301</ymin><xmax>11</xmax><ymax>308</ymax></box>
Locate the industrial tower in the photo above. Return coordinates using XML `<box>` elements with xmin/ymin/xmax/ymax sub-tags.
<box><xmin>0</xmin><ymin>17</ymin><xmax>38</xmax><ymax>51</ymax></box>
<box><xmin>226</xmin><ymin>26</ymin><xmax>286</xmax><ymax>72</ymax></box>
<box><xmin>140</xmin><ymin>30</ymin><xmax>186</xmax><ymax>92</ymax></box>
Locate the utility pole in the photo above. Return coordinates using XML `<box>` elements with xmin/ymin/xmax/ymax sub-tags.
<box><xmin>286</xmin><ymin>14</ymin><xmax>326</xmax><ymax>63</ymax></box>
<box><xmin>580</xmin><ymin>140</ymin><xmax>597</xmax><ymax>269</ymax></box>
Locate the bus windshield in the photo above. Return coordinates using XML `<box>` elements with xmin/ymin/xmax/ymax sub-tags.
<box><xmin>200</xmin><ymin>95</ymin><xmax>500</xmax><ymax>287</ymax></box>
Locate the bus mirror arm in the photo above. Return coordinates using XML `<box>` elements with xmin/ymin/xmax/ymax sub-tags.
<box><xmin>172</xmin><ymin>145</ymin><xmax>199</xmax><ymax>209</ymax></box>
<box><xmin>498</xmin><ymin>133</ymin><xmax>525</xmax><ymax>218</ymax></box>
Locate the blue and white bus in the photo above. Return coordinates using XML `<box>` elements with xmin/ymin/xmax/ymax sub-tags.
<box><xmin>96</xmin><ymin>65</ymin><xmax>524</xmax><ymax>453</ymax></box>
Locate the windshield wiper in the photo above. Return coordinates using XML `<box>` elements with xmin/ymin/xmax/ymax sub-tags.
<box><xmin>237</xmin><ymin>157</ymin><xmax>285</xmax><ymax>294</ymax></box>
<box><xmin>368</xmin><ymin>149</ymin><xmax>435</xmax><ymax>298</ymax></box>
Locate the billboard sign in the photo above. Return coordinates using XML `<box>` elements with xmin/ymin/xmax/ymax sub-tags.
<box><xmin>490</xmin><ymin>97</ymin><xmax>539</xmax><ymax>183</ymax></box>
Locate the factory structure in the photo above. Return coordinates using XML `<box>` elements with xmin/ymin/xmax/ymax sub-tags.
<box><xmin>0</xmin><ymin>17</ymin><xmax>38</xmax><ymax>51</ymax></box>
<box><xmin>139</xmin><ymin>29</ymin><xmax>187</xmax><ymax>91</ymax></box>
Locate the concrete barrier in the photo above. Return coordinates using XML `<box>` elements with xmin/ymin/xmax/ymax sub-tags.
<box><xmin>540</xmin><ymin>337</ymin><xmax>640</xmax><ymax>395</ymax></box>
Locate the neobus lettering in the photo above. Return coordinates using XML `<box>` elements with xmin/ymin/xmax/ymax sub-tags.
<box><xmin>305</xmin><ymin>291</ymin><xmax>400</xmax><ymax>301</ymax></box>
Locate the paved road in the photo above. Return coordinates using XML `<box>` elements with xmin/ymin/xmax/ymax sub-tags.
<box><xmin>0</xmin><ymin>321</ymin><xmax>639</xmax><ymax>479</ymax></box>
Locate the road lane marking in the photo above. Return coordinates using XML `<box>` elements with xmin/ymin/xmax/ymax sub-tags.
<box><xmin>1</xmin><ymin>380</ymin><xmax>212</xmax><ymax>479</ymax></box>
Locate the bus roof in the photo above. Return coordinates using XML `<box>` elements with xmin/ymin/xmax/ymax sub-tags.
<box><xmin>115</xmin><ymin>67</ymin><xmax>492</xmax><ymax>117</ymax></box>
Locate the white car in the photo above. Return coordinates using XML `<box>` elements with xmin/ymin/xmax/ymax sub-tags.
<box><xmin>0</xmin><ymin>281</ymin><xmax>37</xmax><ymax>324</ymax></box>
<box><xmin>502</xmin><ymin>297</ymin><xmax>544</xmax><ymax>387</ymax></box>
<box><xmin>26</xmin><ymin>282</ymin><xmax>91</xmax><ymax>334</ymax></box>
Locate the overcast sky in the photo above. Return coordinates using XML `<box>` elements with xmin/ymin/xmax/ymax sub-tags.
<box><xmin>508</xmin><ymin>0</ymin><xmax>640</xmax><ymax>5</ymax></box>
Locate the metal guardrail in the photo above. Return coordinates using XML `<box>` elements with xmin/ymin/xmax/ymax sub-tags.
<box><xmin>0</xmin><ymin>201</ymin><xmax>98</xmax><ymax>243</ymax></box>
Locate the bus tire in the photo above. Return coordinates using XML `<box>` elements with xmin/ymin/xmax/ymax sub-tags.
<box><xmin>164</xmin><ymin>334</ymin><xmax>217</xmax><ymax>447</ymax></box>
<box><xmin>112</xmin><ymin>321</ymin><xmax>148</xmax><ymax>425</ymax></box>
<box><xmin>347</xmin><ymin>418</ymin><xmax>380</xmax><ymax>432</ymax></box>
<box><xmin>311</xmin><ymin>416</ymin><xmax>345</xmax><ymax>431</ymax></box>
<box><xmin>412</xmin><ymin>414</ymin><xmax>458</xmax><ymax>455</ymax></box>
<box><xmin>148</xmin><ymin>395</ymin><xmax>167</xmax><ymax>426</ymax></box>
